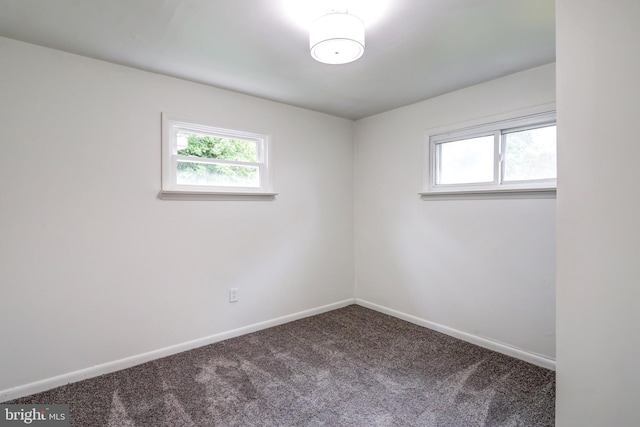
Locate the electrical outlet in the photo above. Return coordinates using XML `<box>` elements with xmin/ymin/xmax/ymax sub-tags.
<box><xmin>229</xmin><ymin>288</ymin><xmax>238</xmax><ymax>303</ymax></box>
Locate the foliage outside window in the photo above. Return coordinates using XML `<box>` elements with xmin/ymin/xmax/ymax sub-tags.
<box><xmin>426</xmin><ymin>111</ymin><xmax>556</xmax><ymax>194</ymax></box>
<box><xmin>161</xmin><ymin>114</ymin><xmax>272</xmax><ymax>196</ymax></box>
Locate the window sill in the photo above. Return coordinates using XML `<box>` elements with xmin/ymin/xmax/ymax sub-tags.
<box><xmin>419</xmin><ymin>187</ymin><xmax>556</xmax><ymax>200</ymax></box>
<box><xmin>158</xmin><ymin>191</ymin><xmax>277</xmax><ymax>201</ymax></box>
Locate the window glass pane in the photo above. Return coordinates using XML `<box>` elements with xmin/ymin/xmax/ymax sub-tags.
<box><xmin>177</xmin><ymin>160</ymin><xmax>259</xmax><ymax>187</ymax></box>
<box><xmin>503</xmin><ymin>125</ymin><xmax>556</xmax><ymax>181</ymax></box>
<box><xmin>176</xmin><ymin>132</ymin><xmax>258</xmax><ymax>162</ymax></box>
<box><xmin>437</xmin><ymin>135</ymin><xmax>494</xmax><ymax>185</ymax></box>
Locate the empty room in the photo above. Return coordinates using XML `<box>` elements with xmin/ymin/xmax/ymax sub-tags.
<box><xmin>1</xmin><ymin>0</ymin><xmax>638</xmax><ymax>426</ymax></box>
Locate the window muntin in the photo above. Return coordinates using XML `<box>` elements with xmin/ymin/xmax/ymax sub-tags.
<box><xmin>162</xmin><ymin>114</ymin><xmax>271</xmax><ymax>194</ymax></box>
<box><xmin>428</xmin><ymin>111</ymin><xmax>556</xmax><ymax>193</ymax></box>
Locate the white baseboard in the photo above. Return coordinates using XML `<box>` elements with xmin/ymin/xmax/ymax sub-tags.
<box><xmin>355</xmin><ymin>298</ymin><xmax>556</xmax><ymax>371</ymax></box>
<box><xmin>0</xmin><ymin>298</ymin><xmax>356</xmax><ymax>402</ymax></box>
<box><xmin>1</xmin><ymin>297</ymin><xmax>554</xmax><ymax>402</ymax></box>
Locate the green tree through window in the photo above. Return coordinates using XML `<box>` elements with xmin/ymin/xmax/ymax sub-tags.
<box><xmin>176</xmin><ymin>133</ymin><xmax>259</xmax><ymax>187</ymax></box>
<box><xmin>177</xmin><ymin>133</ymin><xmax>257</xmax><ymax>161</ymax></box>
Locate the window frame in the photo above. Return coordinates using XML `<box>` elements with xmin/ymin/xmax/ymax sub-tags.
<box><xmin>424</xmin><ymin>109</ymin><xmax>556</xmax><ymax>196</ymax></box>
<box><xmin>160</xmin><ymin>113</ymin><xmax>275</xmax><ymax>199</ymax></box>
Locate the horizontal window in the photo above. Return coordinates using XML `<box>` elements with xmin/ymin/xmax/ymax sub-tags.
<box><xmin>425</xmin><ymin>111</ymin><xmax>556</xmax><ymax>195</ymax></box>
<box><xmin>161</xmin><ymin>114</ymin><xmax>273</xmax><ymax>196</ymax></box>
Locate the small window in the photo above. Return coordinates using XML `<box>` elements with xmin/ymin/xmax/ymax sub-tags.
<box><xmin>161</xmin><ymin>114</ymin><xmax>273</xmax><ymax>196</ymax></box>
<box><xmin>426</xmin><ymin>111</ymin><xmax>556</xmax><ymax>194</ymax></box>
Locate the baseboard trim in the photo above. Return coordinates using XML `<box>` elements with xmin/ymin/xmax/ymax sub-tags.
<box><xmin>0</xmin><ymin>298</ymin><xmax>356</xmax><ymax>402</ymax></box>
<box><xmin>355</xmin><ymin>299</ymin><xmax>556</xmax><ymax>371</ymax></box>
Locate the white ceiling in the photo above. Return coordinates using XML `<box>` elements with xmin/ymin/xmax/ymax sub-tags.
<box><xmin>0</xmin><ymin>0</ymin><xmax>555</xmax><ymax>120</ymax></box>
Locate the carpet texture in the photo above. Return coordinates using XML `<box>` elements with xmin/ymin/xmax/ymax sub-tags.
<box><xmin>10</xmin><ymin>305</ymin><xmax>555</xmax><ymax>426</ymax></box>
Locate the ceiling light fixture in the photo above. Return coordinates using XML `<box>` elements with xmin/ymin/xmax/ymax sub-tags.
<box><xmin>309</xmin><ymin>11</ymin><xmax>365</xmax><ymax>65</ymax></box>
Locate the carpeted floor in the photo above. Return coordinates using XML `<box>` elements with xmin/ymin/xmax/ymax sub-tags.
<box><xmin>9</xmin><ymin>305</ymin><xmax>555</xmax><ymax>426</ymax></box>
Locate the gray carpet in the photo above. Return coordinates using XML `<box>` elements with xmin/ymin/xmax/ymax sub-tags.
<box><xmin>9</xmin><ymin>305</ymin><xmax>555</xmax><ymax>426</ymax></box>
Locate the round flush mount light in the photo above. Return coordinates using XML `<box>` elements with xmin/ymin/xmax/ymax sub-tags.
<box><xmin>309</xmin><ymin>13</ymin><xmax>365</xmax><ymax>65</ymax></box>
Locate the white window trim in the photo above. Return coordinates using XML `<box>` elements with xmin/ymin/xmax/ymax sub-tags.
<box><xmin>159</xmin><ymin>113</ymin><xmax>276</xmax><ymax>200</ymax></box>
<box><xmin>420</xmin><ymin>103</ymin><xmax>557</xmax><ymax>199</ymax></box>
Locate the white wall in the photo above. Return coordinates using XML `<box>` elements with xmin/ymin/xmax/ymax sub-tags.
<box><xmin>0</xmin><ymin>34</ymin><xmax>560</xmax><ymax>399</ymax></box>
<box><xmin>0</xmin><ymin>37</ymin><xmax>354</xmax><ymax>394</ymax></box>
<box><xmin>354</xmin><ymin>64</ymin><xmax>557</xmax><ymax>362</ymax></box>
<box><xmin>556</xmin><ymin>1</ymin><xmax>640</xmax><ymax>425</ymax></box>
